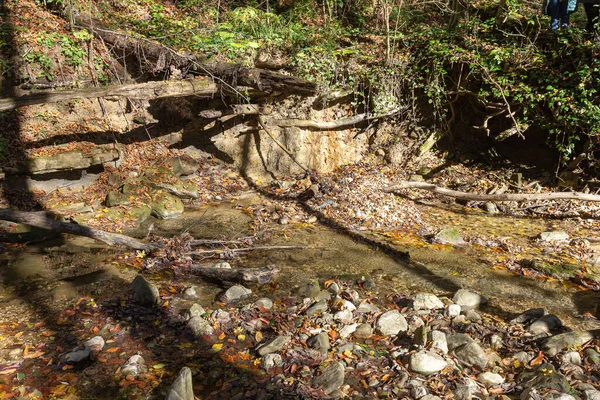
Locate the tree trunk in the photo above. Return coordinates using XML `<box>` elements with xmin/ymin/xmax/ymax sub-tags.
<box><xmin>189</xmin><ymin>264</ymin><xmax>280</xmax><ymax>284</ymax></box>
<box><xmin>0</xmin><ymin>209</ymin><xmax>157</xmax><ymax>250</ymax></box>
<box><xmin>385</xmin><ymin>181</ymin><xmax>600</xmax><ymax>202</ymax></box>
<box><xmin>0</xmin><ymin>77</ymin><xmax>218</xmax><ymax>112</ymax></box>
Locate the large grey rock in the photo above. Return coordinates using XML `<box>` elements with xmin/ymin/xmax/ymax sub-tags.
<box><xmin>130</xmin><ymin>275</ymin><xmax>160</xmax><ymax>306</ymax></box>
<box><xmin>262</xmin><ymin>353</ymin><xmax>283</xmax><ymax>370</ymax></box>
<box><xmin>446</xmin><ymin>333</ymin><xmax>474</xmax><ymax>352</ymax></box>
<box><xmin>562</xmin><ymin>351</ymin><xmax>581</xmax><ymax>366</ymax></box>
<box><xmin>413</xmin><ymin>293</ymin><xmax>444</xmax><ymax>310</ymax></box>
<box><xmin>452</xmin><ymin>289</ymin><xmax>487</xmax><ymax>310</ymax></box>
<box><xmin>169</xmin><ymin>156</ymin><xmax>200</xmax><ymax>177</ymax></box>
<box><xmin>182</xmin><ymin>286</ymin><xmax>199</xmax><ymax>300</ymax></box>
<box><xmin>376</xmin><ymin>310</ymin><xmax>408</xmax><ymax>336</ymax></box>
<box><xmin>446</xmin><ymin>304</ymin><xmax>461</xmax><ymax>317</ymax></box>
<box><xmin>307</xmin><ymin>332</ymin><xmax>330</xmax><ymax>353</ymax></box>
<box><xmin>511</xmin><ymin>308</ymin><xmax>547</xmax><ymax>324</ymax></box>
<box><xmin>166</xmin><ymin>367</ymin><xmax>194</xmax><ymax>400</ymax></box>
<box><xmin>221</xmin><ymin>285</ymin><xmax>252</xmax><ymax>303</ymax></box>
<box><xmin>529</xmin><ymin>314</ymin><xmax>563</xmax><ymax>335</ymax></box>
<box><xmin>542</xmin><ymin>331</ymin><xmax>599</xmax><ymax>357</ymax></box>
<box><xmin>452</xmin><ymin>342</ymin><xmax>487</xmax><ymax>369</ymax></box>
<box><xmin>313</xmin><ymin>362</ymin><xmax>345</xmax><ymax>394</ymax></box>
<box><xmin>583</xmin><ymin>390</ymin><xmax>600</xmax><ymax>400</ymax></box>
<box><xmin>356</xmin><ymin>301</ymin><xmax>380</xmax><ymax>314</ymax></box>
<box><xmin>409</xmin><ymin>351</ymin><xmax>447</xmax><ymax>375</ymax></box>
<box><xmin>188</xmin><ymin>316</ymin><xmax>214</xmax><ymax>336</ymax></box>
<box><xmin>257</xmin><ymin>335</ymin><xmax>291</xmax><ymax>356</ymax></box>
<box><xmin>517</xmin><ymin>363</ymin><xmax>570</xmax><ymax>392</ymax></box>
<box><xmin>150</xmin><ymin>192</ymin><xmax>184</xmax><ymax>219</ymax></box>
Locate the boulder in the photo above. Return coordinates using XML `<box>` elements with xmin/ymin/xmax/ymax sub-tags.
<box><xmin>257</xmin><ymin>335</ymin><xmax>291</xmax><ymax>356</ymax></box>
<box><xmin>166</xmin><ymin>367</ymin><xmax>194</xmax><ymax>400</ymax></box>
<box><xmin>130</xmin><ymin>275</ymin><xmax>160</xmax><ymax>306</ymax></box>
<box><xmin>150</xmin><ymin>192</ymin><xmax>184</xmax><ymax>219</ymax></box>
<box><xmin>313</xmin><ymin>362</ymin><xmax>345</xmax><ymax>394</ymax></box>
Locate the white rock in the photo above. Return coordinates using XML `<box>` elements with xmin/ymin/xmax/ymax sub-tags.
<box><xmin>376</xmin><ymin>310</ymin><xmax>408</xmax><ymax>336</ymax></box>
<box><xmin>339</xmin><ymin>323</ymin><xmax>358</xmax><ymax>339</ymax></box>
<box><xmin>334</xmin><ymin>309</ymin><xmax>354</xmax><ymax>323</ymax></box>
<box><xmin>413</xmin><ymin>293</ymin><xmax>444</xmax><ymax>310</ymax></box>
<box><xmin>477</xmin><ymin>371</ymin><xmax>504</xmax><ymax>386</ymax></box>
<box><xmin>409</xmin><ymin>351</ymin><xmax>447</xmax><ymax>375</ymax></box>
<box><xmin>431</xmin><ymin>331</ymin><xmax>448</xmax><ymax>354</ymax></box>
<box><xmin>446</xmin><ymin>304</ymin><xmax>461</xmax><ymax>317</ymax></box>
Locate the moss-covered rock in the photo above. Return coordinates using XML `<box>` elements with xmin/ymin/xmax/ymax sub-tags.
<box><xmin>433</xmin><ymin>227</ymin><xmax>465</xmax><ymax>245</ymax></box>
<box><xmin>105</xmin><ymin>191</ymin><xmax>130</xmax><ymax>207</ymax></box>
<box><xmin>150</xmin><ymin>192</ymin><xmax>184</xmax><ymax>219</ymax></box>
<box><xmin>161</xmin><ymin>179</ymin><xmax>199</xmax><ymax>199</ymax></box>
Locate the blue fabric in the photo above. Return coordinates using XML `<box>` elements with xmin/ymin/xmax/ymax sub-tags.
<box><xmin>547</xmin><ymin>0</ymin><xmax>570</xmax><ymax>29</ymax></box>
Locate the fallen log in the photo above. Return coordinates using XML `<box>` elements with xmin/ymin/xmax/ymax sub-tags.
<box><xmin>385</xmin><ymin>181</ymin><xmax>600</xmax><ymax>202</ymax></box>
<box><xmin>189</xmin><ymin>264</ymin><xmax>280</xmax><ymax>284</ymax></box>
<box><xmin>186</xmin><ymin>245</ymin><xmax>309</xmax><ymax>257</ymax></box>
<box><xmin>273</xmin><ymin>108</ymin><xmax>404</xmax><ymax>130</ymax></box>
<box><xmin>0</xmin><ymin>209</ymin><xmax>157</xmax><ymax>250</ymax></box>
<box><xmin>0</xmin><ymin>77</ymin><xmax>218</xmax><ymax>112</ymax></box>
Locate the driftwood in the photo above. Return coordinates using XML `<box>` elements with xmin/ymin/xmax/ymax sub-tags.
<box><xmin>273</xmin><ymin>108</ymin><xmax>403</xmax><ymax>130</ymax></box>
<box><xmin>0</xmin><ymin>209</ymin><xmax>157</xmax><ymax>250</ymax></box>
<box><xmin>385</xmin><ymin>181</ymin><xmax>600</xmax><ymax>202</ymax></box>
<box><xmin>0</xmin><ymin>77</ymin><xmax>218</xmax><ymax>112</ymax></box>
<box><xmin>189</xmin><ymin>264</ymin><xmax>280</xmax><ymax>284</ymax></box>
<box><xmin>187</xmin><ymin>245</ymin><xmax>309</xmax><ymax>257</ymax></box>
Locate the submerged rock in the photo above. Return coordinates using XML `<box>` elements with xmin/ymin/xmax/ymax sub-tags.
<box><xmin>130</xmin><ymin>275</ymin><xmax>160</xmax><ymax>306</ymax></box>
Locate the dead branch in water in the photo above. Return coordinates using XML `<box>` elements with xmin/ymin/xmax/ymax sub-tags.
<box><xmin>189</xmin><ymin>264</ymin><xmax>280</xmax><ymax>284</ymax></box>
<box><xmin>0</xmin><ymin>209</ymin><xmax>157</xmax><ymax>250</ymax></box>
<box><xmin>385</xmin><ymin>181</ymin><xmax>600</xmax><ymax>202</ymax></box>
<box><xmin>186</xmin><ymin>245</ymin><xmax>310</xmax><ymax>257</ymax></box>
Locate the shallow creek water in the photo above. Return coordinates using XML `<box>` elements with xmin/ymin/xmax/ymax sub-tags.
<box><xmin>1</xmin><ymin>194</ymin><xmax>599</xmax><ymax>333</ymax></box>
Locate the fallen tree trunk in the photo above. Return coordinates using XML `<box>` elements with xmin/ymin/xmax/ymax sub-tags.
<box><xmin>186</xmin><ymin>245</ymin><xmax>309</xmax><ymax>257</ymax></box>
<box><xmin>75</xmin><ymin>13</ymin><xmax>317</xmax><ymax>96</ymax></box>
<box><xmin>385</xmin><ymin>181</ymin><xmax>600</xmax><ymax>202</ymax></box>
<box><xmin>0</xmin><ymin>77</ymin><xmax>218</xmax><ymax>112</ymax></box>
<box><xmin>273</xmin><ymin>108</ymin><xmax>403</xmax><ymax>130</ymax></box>
<box><xmin>0</xmin><ymin>209</ymin><xmax>157</xmax><ymax>250</ymax></box>
<box><xmin>189</xmin><ymin>264</ymin><xmax>280</xmax><ymax>284</ymax></box>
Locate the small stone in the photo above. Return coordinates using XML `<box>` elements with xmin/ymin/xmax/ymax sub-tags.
<box><xmin>452</xmin><ymin>289</ymin><xmax>487</xmax><ymax>310</ymax></box>
<box><xmin>211</xmin><ymin>309</ymin><xmax>231</xmax><ymax>324</ymax></box>
<box><xmin>354</xmin><ymin>323</ymin><xmax>373</xmax><ymax>339</ymax></box>
<box><xmin>342</xmin><ymin>289</ymin><xmax>360</xmax><ymax>304</ymax></box>
<box><xmin>431</xmin><ymin>331</ymin><xmax>448</xmax><ymax>354</ymax></box>
<box><xmin>543</xmin><ymin>331</ymin><xmax>596</xmax><ymax>357</ymax></box>
<box><xmin>376</xmin><ymin>310</ymin><xmax>408</xmax><ymax>336</ymax></box>
<box><xmin>333</xmin><ymin>309</ymin><xmax>353</xmax><ymax>323</ymax></box>
<box><xmin>262</xmin><ymin>353</ymin><xmax>283</xmax><ymax>370</ymax></box>
<box><xmin>414</xmin><ymin>325</ymin><xmax>428</xmax><ymax>347</ymax></box>
<box><xmin>313</xmin><ymin>362</ymin><xmax>345</xmax><ymax>395</ymax></box>
<box><xmin>130</xmin><ymin>275</ymin><xmax>160</xmax><ymax>306</ymax></box>
<box><xmin>511</xmin><ymin>308</ymin><xmax>547</xmax><ymax>324</ymax></box>
<box><xmin>546</xmin><ymin>394</ymin><xmax>576</xmax><ymax>400</ymax></box>
<box><xmin>279</xmin><ymin>216</ymin><xmax>289</xmax><ymax>225</ymax></box>
<box><xmin>446</xmin><ymin>333</ymin><xmax>474</xmax><ymax>352</ymax></box>
<box><xmin>307</xmin><ymin>216</ymin><xmax>318</xmax><ymax>224</ymax></box>
<box><xmin>339</xmin><ymin>323</ymin><xmax>358</xmax><ymax>339</ymax></box>
<box><xmin>529</xmin><ymin>314</ymin><xmax>563</xmax><ymax>335</ymax></box>
<box><xmin>213</xmin><ymin>262</ymin><xmax>231</xmax><ymax>269</ymax></box>
<box><xmin>327</xmin><ymin>282</ymin><xmax>341</xmax><ymax>294</ymax></box>
<box><xmin>121</xmin><ymin>355</ymin><xmax>146</xmax><ymax>376</ymax></box>
<box><xmin>315</xmin><ymin>290</ymin><xmax>332</xmax><ymax>302</ymax></box>
<box><xmin>539</xmin><ymin>231</ymin><xmax>569</xmax><ymax>242</ymax></box>
<box><xmin>477</xmin><ymin>372</ymin><xmax>504</xmax><ymax>386</ymax></box>
<box><xmin>452</xmin><ymin>341</ymin><xmax>487</xmax><ymax>369</ymax></box>
<box><xmin>563</xmin><ymin>351</ymin><xmax>581</xmax><ymax>366</ymax></box>
<box><xmin>307</xmin><ymin>332</ymin><xmax>330</xmax><ymax>353</ymax></box>
<box><xmin>63</xmin><ymin>336</ymin><xmax>105</xmax><ymax>363</ymax></box>
<box><xmin>221</xmin><ymin>285</ymin><xmax>252</xmax><ymax>303</ymax></box>
<box><xmin>513</xmin><ymin>351</ymin><xmax>533</xmax><ymax>364</ymax></box>
<box><xmin>490</xmin><ymin>334</ymin><xmax>503</xmax><ymax>350</ymax></box>
<box><xmin>356</xmin><ymin>301</ymin><xmax>380</xmax><ymax>314</ymax></box>
<box><xmin>306</xmin><ymin>300</ymin><xmax>329</xmax><ymax>316</ymax></box>
<box><xmin>583</xmin><ymin>390</ymin><xmax>600</xmax><ymax>400</ymax></box>
<box><xmin>412</xmin><ymin>386</ymin><xmax>428</xmax><ymax>399</ymax></box>
<box><xmin>465</xmin><ymin>310</ymin><xmax>482</xmax><ymax>322</ymax></box>
<box><xmin>182</xmin><ymin>286</ymin><xmax>199</xmax><ymax>300</ymax></box>
<box><xmin>255</xmin><ymin>298</ymin><xmax>273</xmax><ymax>310</ymax></box>
<box><xmin>409</xmin><ymin>351</ymin><xmax>448</xmax><ymax>375</ymax></box>
<box><xmin>186</xmin><ymin>303</ymin><xmax>206</xmax><ymax>319</ymax></box>
<box><xmin>413</xmin><ymin>293</ymin><xmax>444</xmax><ymax>310</ymax></box>
<box><xmin>454</xmin><ymin>384</ymin><xmax>472</xmax><ymax>400</ymax></box>
<box><xmin>484</xmin><ymin>202</ymin><xmax>498</xmax><ymax>214</ymax></box>
<box><xmin>446</xmin><ymin>304</ymin><xmax>461</xmax><ymax>317</ymax></box>
<box><xmin>258</xmin><ymin>335</ymin><xmax>291</xmax><ymax>356</ymax></box>
<box><xmin>298</xmin><ymin>281</ymin><xmax>321</xmax><ymax>298</ymax></box>
<box><xmin>166</xmin><ymin>367</ymin><xmax>194</xmax><ymax>400</ymax></box>
<box><xmin>487</xmin><ymin>351</ymin><xmax>502</xmax><ymax>367</ymax></box>
<box><xmin>421</xmin><ymin>396</ymin><xmax>442</xmax><ymax>400</ymax></box>
<box><xmin>188</xmin><ymin>316</ymin><xmax>214</xmax><ymax>336</ymax></box>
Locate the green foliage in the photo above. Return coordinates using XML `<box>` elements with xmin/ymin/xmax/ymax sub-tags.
<box><xmin>24</xmin><ymin>51</ymin><xmax>53</xmax><ymax>79</ymax></box>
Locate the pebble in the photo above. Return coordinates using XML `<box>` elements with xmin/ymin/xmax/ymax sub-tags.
<box><xmin>213</xmin><ymin>261</ymin><xmax>231</xmax><ymax>269</ymax></box>
<box><xmin>258</xmin><ymin>335</ymin><xmax>291</xmax><ymax>356</ymax></box>
<box><xmin>529</xmin><ymin>314</ymin><xmax>563</xmax><ymax>335</ymax></box>
<box><xmin>354</xmin><ymin>323</ymin><xmax>373</xmax><ymax>339</ymax></box>
<box><xmin>262</xmin><ymin>353</ymin><xmax>283</xmax><ymax>370</ymax></box>
<box><xmin>333</xmin><ymin>309</ymin><xmax>354</xmax><ymax>323</ymax></box>
<box><xmin>477</xmin><ymin>372</ymin><xmax>504</xmax><ymax>386</ymax></box>
<box><xmin>327</xmin><ymin>282</ymin><xmax>341</xmax><ymax>294</ymax></box>
<box><xmin>409</xmin><ymin>351</ymin><xmax>448</xmax><ymax>375</ymax></box>
<box><xmin>298</xmin><ymin>281</ymin><xmax>321</xmax><ymax>298</ymax></box>
<box><xmin>563</xmin><ymin>351</ymin><xmax>581</xmax><ymax>366</ymax></box>
<box><xmin>431</xmin><ymin>330</ymin><xmax>448</xmax><ymax>354</ymax></box>
<box><xmin>411</xmin><ymin>385</ymin><xmax>428</xmax><ymax>398</ymax></box>
<box><xmin>446</xmin><ymin>304</ymin><xmax>461</xmax><ymax>317</ymax></box>
<box><xmin>339</xmin><ymin>323</ymin><xmax>358</xmax><ymax>339</ymax></box>
<box><xmin>413</xmin><ymin>325</ymin><xmax>428</xmax><ymax>347</ymax></box>
<box><xmin>130</xmin><ymin>275</ymin><xmax>160</xmax><ymax>306</ymax></box>
<box><xmin>188</xmin><ymin>316</ymin><xmax>214</xmax><ymax>336</ymax></box>
<box><xmin>413</xmin><ymin>293</ymin><xmax>444</xmax><ymax>310</ymax></box>
<box><xmin>490</xmin><ymin>334</ymin><xmax>503</xmax><ymax>349</ymax></box>
<box><xmin>186</xmin><ymin>303</ymin><xmax>206</xmax><ymax>319</ymax></box>
<box><xmin>121</xmin><ymin>355</ymin><xmax>146</xmax><ymax>376</ymax></box>
<box><xmin>306</xmin><ymin>299</ymin><xmax>328</xmax><ymax>316</ymax></box>
<box><xmin>255</xmin><ymin>298</ymin><xmax>273</xmax><ymax>310</ymax></box>
<box><xmin>356</xmin><ymin>301</ymin><xmax>380</xmax><ymax>314</ymax></box>
<box><xmin>452</xmin><ymin>289</ymin><xmax>487</xmax><ymax>310</ymax></box>
<box><xmin>211</xmin><ymin>309</ymin><xmax>231</xmax><ymax>324</ymax></box>
<box><xmin>313</xmin><ymin>362</ymin><xmax>345</xmax><ymax>394</ymax></box>
<box><xmin>221</xmin><ymin>285</ymin><xmax>252</xmax><ymax>303</ymax></box>
<box><xmin>307</xmin><ymin>216</ymin><xmax>318</xmax><ymax>223</ymax></box>
<box><xmin>465</xmin><ymin>310</ymin><xmax>482</xmax><ymax>322</ymax></box>
<box><xmin>307</xmin><ymin>332</ymin><xmax>330</xmax><ymax>353</ymax></box>
<box><xmin>182</xmin><ymin>286</ymin><xmax>199</xmax><ymax>300</ymax></box>
<box><xmin>376</xmin><ymin>310</ymin><xmax>408</xmax><ymax>336</ymax></box>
